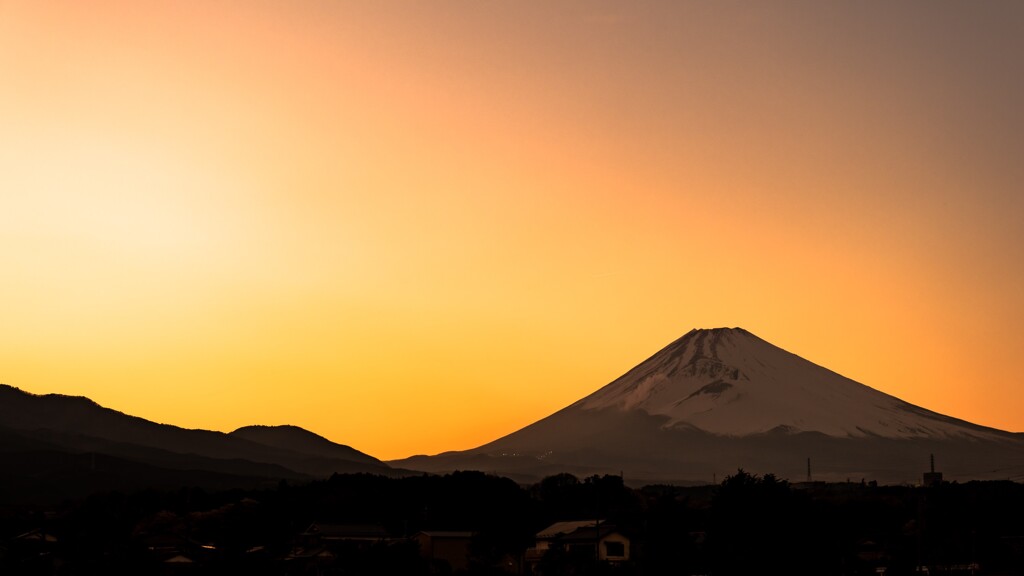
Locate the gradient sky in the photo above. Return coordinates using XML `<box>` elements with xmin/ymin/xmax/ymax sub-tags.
<box><xmin>2</xmin><ymin>1</ymin><xmax>1022</xmax><ymax>460</ymax></box>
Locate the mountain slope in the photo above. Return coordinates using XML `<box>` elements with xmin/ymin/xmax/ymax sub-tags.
<box><xmin>392</xmin><ymin>328</ymin><xmax>1024</xmax><ymax>484</ymax></box>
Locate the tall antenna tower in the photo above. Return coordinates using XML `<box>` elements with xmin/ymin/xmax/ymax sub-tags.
<box><xmin>923</xmin><ymin>453</ymin><xmax>943</xmax><ymax>487</ymax></box>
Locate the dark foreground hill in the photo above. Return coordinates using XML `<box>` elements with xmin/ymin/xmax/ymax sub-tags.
<box><xmin>0</xmin><ymin>384</ymin><xmax>391</xmax><ymax>503</ymax></box>
<box><xmin>231</xmin><ymin>424</ymin><xmax>381</xmax><ymax>465</ymax></box>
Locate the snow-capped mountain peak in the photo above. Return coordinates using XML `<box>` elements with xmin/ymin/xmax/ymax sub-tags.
<box><xmin>574</xmin><ymin>328</ymin><xmax>1000</xmax><ymax>441</ymax></box>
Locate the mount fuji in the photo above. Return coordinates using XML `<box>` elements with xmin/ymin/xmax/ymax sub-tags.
<box><xmin>393</xmin><ymin>328</ymin><xmax>1024</xmax><ymax>484</ymax></box>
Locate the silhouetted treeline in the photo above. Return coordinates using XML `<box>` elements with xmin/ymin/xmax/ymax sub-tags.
<box><xmin>3</xmin><ymin>470</ymin><xmax>1024</xmax><ymax>575</ymax></box>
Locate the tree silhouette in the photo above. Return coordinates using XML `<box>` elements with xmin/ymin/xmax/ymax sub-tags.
<box><xmin>707</xmin><ymin>469</ymin><xmax>824</xmax><ymax>575</ymax></box>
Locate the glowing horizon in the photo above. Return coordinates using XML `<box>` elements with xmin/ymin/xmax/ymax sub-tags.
<box><xmin>2</xmin><ymin>1</ymin><xmax>1022</xmax><ymax>460</ymax></box>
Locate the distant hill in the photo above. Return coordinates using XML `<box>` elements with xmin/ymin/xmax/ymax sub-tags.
<box><xmin>6</xmin><ymin>425</ymin><xmax>307</xmax><ymax>480</ymax></box>
<box><xmin>0</xmin><ymin>384</ymin><xmax>392</xmax><ymax>503</ymax></box>
<box><xmin>231</xmin><ymin>425</ymin><xmax>380</xmax><ymax>465</ymax></box>
<box><xmin>0</xmin><ymin>446</ymin><xmax>283</xmax><ymax>506</ymax></box>
<box><xmin>391</xmin><ymin>328</ymin><xmax>1024</xmax><ymax>485</ymax></box>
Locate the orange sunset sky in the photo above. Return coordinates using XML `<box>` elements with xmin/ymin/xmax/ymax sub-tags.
<box><xmin>1</xmin><ymin>1</ymin><xmax>1022</xmax><ymax>460</ymax></box>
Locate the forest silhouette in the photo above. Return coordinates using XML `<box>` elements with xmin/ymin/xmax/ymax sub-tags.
<box><xmin>4</xmin><ymin>470</ymin><xmax>1024</xmax><ymax>575</ymax></box>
